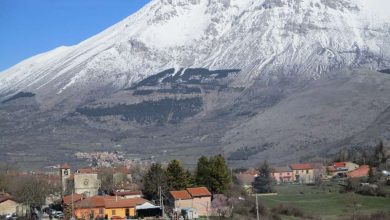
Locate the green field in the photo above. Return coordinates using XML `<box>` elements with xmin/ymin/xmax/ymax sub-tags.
<box><xmin>260</xmin><ymin>183</ymin><xmax>390</xmax><ymax>220</ymax></box>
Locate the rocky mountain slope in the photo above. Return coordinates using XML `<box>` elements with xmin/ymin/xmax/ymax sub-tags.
<box><xmin>0</xmin><ymin>0</ymin><xmax>390</xmax><ymax>168</ymax></box>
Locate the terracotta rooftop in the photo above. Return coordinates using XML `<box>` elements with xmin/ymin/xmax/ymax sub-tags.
<box><xmin>74</xmin><ymin>196</ymin><xmax>106</xmax><ymax>208</ymax></box>
<box><xmin>74</xmin><ymin>196</ymin><xmax>148</xmax><ymax>209</ymax></box>
<box><xmin>104</xmin><ymin>197</ymin><xmax>147</xmax><ymax>209</ymax></box>
<box><xmin>334</xmin><ymin>162</ymin><xmax>346</xmax><ymax>168</ymax></box>
<box><xmin>63</xmin><ymin>193</ymin><xmax>84</xmax><ymax>205</ymax></box>
<box><xmin>113</xmin><ymin>191</ymin><xmax>142</xmax><ymax>197</ymax></box>
<box><xmin>61</xmin><ymin>163</ymin><xmax>70</xmax><ymax>169</ymax></box>
<box><xmin>347</xmin><ymin>165</ymin><xmax>369</xmax><ymax>178</ymax></box>
<box><xmin>114</xmin><ymin>166</ymin><xmax>130</xmax><ymax>174</ymax></box>
<box><xmin>186</xmin><ymin>187</ymin><xmax>212</xmax><ymax>197</ymax></box>
<box><xmin>0</xmin><ymin>193</ymin><xmax>15</xmax><ymax>204</ymax></box>
<box><xmin>170</xmin><ymin>190</ymin><xmax>192</xmax><ymax>200</ymax></box>
<box><xmin>290</xmin><ymin>163</ymin><xmax>314</xmax><ymax>170</ymax></box>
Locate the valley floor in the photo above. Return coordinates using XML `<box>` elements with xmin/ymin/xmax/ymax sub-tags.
<box><xmin>261</xmin><ymin>183</ymin><xmax>390</xmax><ymax>220</ymax></box>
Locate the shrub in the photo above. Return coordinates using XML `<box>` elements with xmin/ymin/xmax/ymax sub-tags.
<box><xmin>355</xmin><ymin>185</ymin><xmax>387</xmax><ymax>197</ymax></box>
<box><xmin>271</xmin><ymin>204</ymin><xmax>304</xmax><ymax>217</ymax></box>
<box><xmin>355</xmin><ymin>211</ymin><xmax>390</xmax><ymax>220</ymax></box>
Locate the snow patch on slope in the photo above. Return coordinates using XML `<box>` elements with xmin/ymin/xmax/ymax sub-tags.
<box><xmin>138</xmin><ymin>1</ymin><xmax>210</xmax><ymax>49</ymax></box>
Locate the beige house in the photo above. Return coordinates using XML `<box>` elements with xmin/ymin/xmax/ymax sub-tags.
<box><xmin>0</xmin><ymin>196</ymin><xmax>26</xmax><ymax>216</ymax></box>
<box><xmin>169</xmin><ymin>187</ymin><xmax>211</xmax><ymax>217</ymax></box>
<box><xmin>290</xmin><ymin>164</ymin><xmax>315</xmax><ymax>184</ymax></box>
<box><xmin>170</xmin><ymin>190</ymin><xmax>193</xmax><ymax>211</ymax></box>
<box><xmin>186</xmin><ymin>187</ymin><xmax>211</xmax><ymax>216</ymax></box>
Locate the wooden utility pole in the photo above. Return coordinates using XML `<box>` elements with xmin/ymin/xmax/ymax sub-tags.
<box><xmin>255</xmin><ymin>193</ymin><xmax>259</xmax><ymax>220</ymax></box>
<box><xmin>70</xmin><ymin>190</ymin><xmax>75</xmax><ymax>220</ymax></box>
<box><xmin>159</xmin><ymin>186</ymin><xmax>165</xmax><ymax>219</ymax></box>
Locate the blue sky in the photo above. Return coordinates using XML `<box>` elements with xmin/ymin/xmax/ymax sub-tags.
<box><xmin>0</xmin><ymin>0</ymin><xmax>151</xmax><ymax>72</ymax></box>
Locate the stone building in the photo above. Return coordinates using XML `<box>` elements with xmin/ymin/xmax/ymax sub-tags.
<box><xmin>60</xmin><ymin>163</ymin><xmax>72</xmax><ymax>194</ymax></box>
<box><xmin>74</xmin><ymin>173</ymin><xmax>101</xmax><ymax>196</ymax></box>
<box><xmin>60</xmin><ymin>164</ymin><xmax>101</xmax><ymax>197</ymax></box>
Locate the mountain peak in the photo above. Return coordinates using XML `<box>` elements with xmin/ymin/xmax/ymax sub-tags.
<box><xmin>0</xmin><ymin>0</ymin><xmax>389</xmax><ymax>105</ymax></box>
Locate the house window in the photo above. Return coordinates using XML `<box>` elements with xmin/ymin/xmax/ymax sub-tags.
<box><xmin>306</xmin><ymin>170</ymin><xmax>309</xmax><ymax>174</ymax></box>
<box><xmin>99</xmin><ymin>208</ymin><xmax>104</xmax><ymax>215</ymax></box>
<box><xmin>112</xmin><ymin>210</ymin><xmax>116</xmax><ymax>216</ymax></box>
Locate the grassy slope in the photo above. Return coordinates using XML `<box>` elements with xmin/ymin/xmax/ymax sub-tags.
<box><xmin>261</xmin><ymin>183</ymin><xmax>390</xmax><ymax>220</ymax></box>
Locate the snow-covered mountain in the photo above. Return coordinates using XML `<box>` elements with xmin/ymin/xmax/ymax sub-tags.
<box><xmin>1</xmin><ymin>0</ymin><xmax>390</xmax><ymax>168</ymax></box>
<box><xmin>1</xmin><ymin>0</ymin><xmax>389</xmax><ymax>106</ymax></box>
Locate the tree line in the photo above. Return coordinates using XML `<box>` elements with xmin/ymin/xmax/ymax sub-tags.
<box><xmin>142</xmin><ymin>155</ymin><xmax>231</xmax><ymax>201</ymax></box>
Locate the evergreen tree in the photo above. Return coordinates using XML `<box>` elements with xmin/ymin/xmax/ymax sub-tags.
<box><xmin>142</xmin><ymin>163</ymin><xmax>168</xmax><ymax>201</ymax></box>
<box><xmin>195</xmin><ymin>156</ymin><xmax>211</xmax><ymax>189</ymax></box>
<box><xmin>195</xmin><ymin>155</ymin><xmax>231</xmax><ymax>194</ymax></box>
<box><xmin>166</xmin><ymin>160</ymin><xmax>190</xmax><ymax>190</ymax></box>
<box><xmin>373</xmin><ymin>140</ymin><xmax>388</xmax><ymax>169</ymax></box>
<box><xmin>209</xmin><ymin>155</ymin><xmax>231</xmax><ymax>193</ymax></box>
<box><xmin>185</xmin><ymin>169</ymin><xmax>194</xmax><ymax>187</ymax></box>
<box><xmin>252</xmin><ymin>160</ymin><xmax>274</xmax><ymax>194</ymax></box>
<box><xmin>367</xmin><ymin>166</ymin><xmax>376</xmax><ymax>184</ymax></box>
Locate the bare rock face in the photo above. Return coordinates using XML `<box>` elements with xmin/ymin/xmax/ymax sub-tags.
<box><xmin>0</xmin><ymin>0</ymin><xmax>390</xmax><ymax>168</ymax></box>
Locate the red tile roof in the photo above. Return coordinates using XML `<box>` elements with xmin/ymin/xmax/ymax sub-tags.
<box><xmin>186</xmin><ymin>187</ymin><xmax>211</xmax><ymax>197</ymax></box>
<box><xmin>114</xmin><ymin>166</ymin><xmax>130</xmax><ymax>174</ymax></box>
<box><xmin>74</xmin><ymin>196</ymin><xmax>147</xmax><ymax>209</ymax></box>
<box><xmin>0</xmin><ymin>194</ymin><xmax>16</xmax><ymax>204</ymax></box>
<box><xmin>74</xmin><ymin>196</ymin><xmax>106</xmax><ymax>208</ymax></box>
<box><xmin>63</xmin><ymin>193</ymin><xmax>84</xmax><ymax>205</ymax></box>
<box><xmin>104</xmin><ymin>197</ymin><xmax>147</xmax><ymax>209</ymax></box>
<box><xmin>61</xmin><ymin>163</ymin><xmax>70</xmax><ymax>169</ymax></box>
<box><xmin>290</xmin><ymin>163</ymin><xmax>314</xmax><ymax>170</ymax></box>
<box><xmin>170</xmin><ymin>190</ymin><xmax>192</xmax><ymax>200</ymax></box>
<box><xmin>347</xmin><ymin>165</ymin><xmax>369</xmax><ymax>178</ymax></box>
<box><xmin>334</xmin><ymin>162</ymin><xmax>346</xmax><ymax>168</ymax></box>
<box><xmin>113</xmin><ymin>191</ymin><xmax>142</xmax><ymax>197</ymax></box>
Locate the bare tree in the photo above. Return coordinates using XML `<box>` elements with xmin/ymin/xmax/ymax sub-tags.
<box><xmin>0</xmin><ymin>163</ymin><xmax>18</xmax><ymax>191</ymax></box>
<box><xmin>211</xmin><ymin>194</ymin><xmax>233</xmax><ymax>218</ymax></box>
<box><xmin>8</xmin><ymin>175</ymin><xmax>56</xmax><ymax>217</ymax></box>
<box><xmin>344</xmin><ymin>193</ymin><xmax>361</xmax><ymax>220</ymax></box>
<box><xmin>98</xmin><ymin>168</ymin><xmax>115</xmax><ymax>194</ymax></box>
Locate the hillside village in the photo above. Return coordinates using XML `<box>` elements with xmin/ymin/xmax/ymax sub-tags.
<box><xmin>0</xmin><ymin>143</ymin><xmax>389</xmax><ymax>220</ymax></box>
